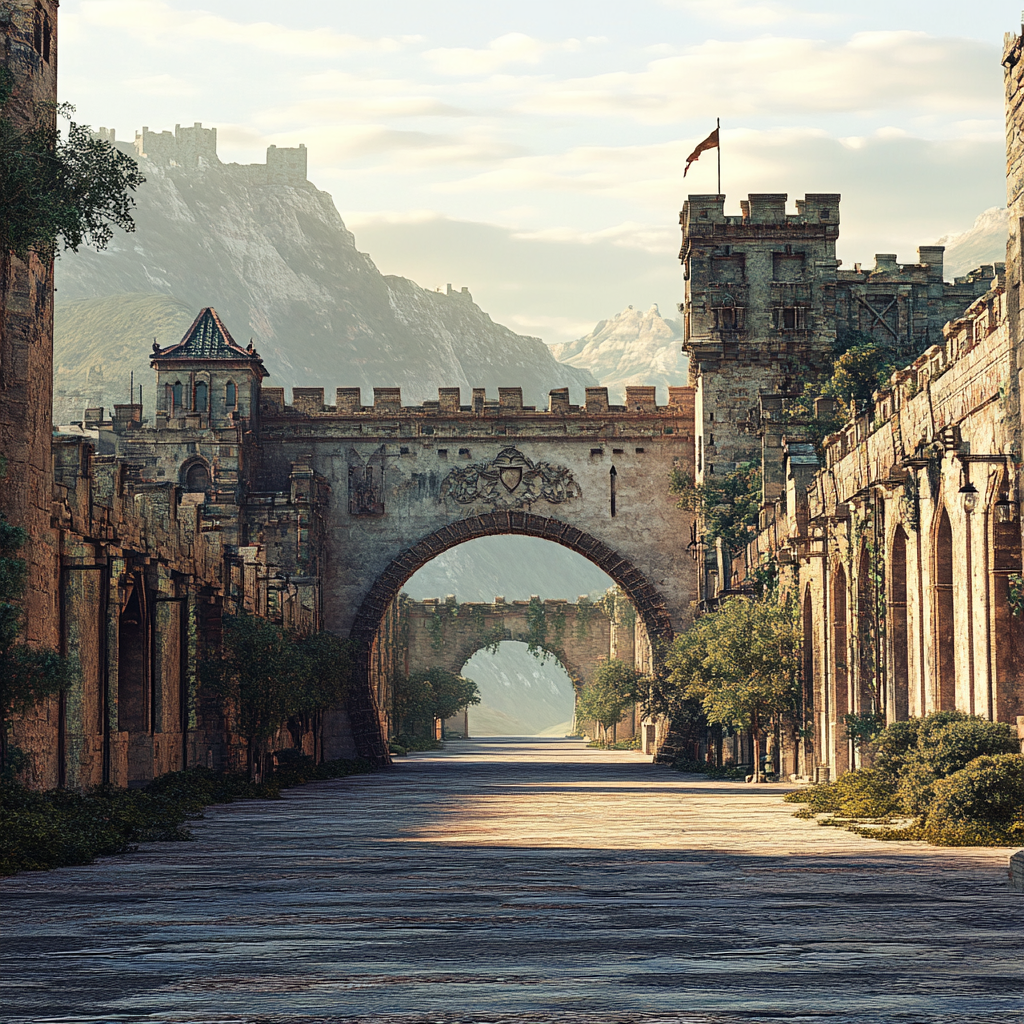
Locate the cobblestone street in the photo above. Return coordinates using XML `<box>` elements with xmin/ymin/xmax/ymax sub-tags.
<box><xmin>1</xmin><ymin>738</ymin><xmax>1021</xmax><ymax>1024</ymax></box>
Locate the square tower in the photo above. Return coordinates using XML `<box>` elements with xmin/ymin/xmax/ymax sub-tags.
<box><xmin>680</xmin><ymin>193</ymin><xmax>840</xmax><ymax>480</ymax></box>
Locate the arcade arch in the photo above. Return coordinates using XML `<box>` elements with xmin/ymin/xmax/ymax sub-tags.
<box><xmin>343</xmin><ymin>513</ymin><xmax>671</xmax><ymax>762</ymax></box>
<box><xmin>459</xmin><ymin>641</ymin><xmax>577</xmax><ymax>737</ymax></box>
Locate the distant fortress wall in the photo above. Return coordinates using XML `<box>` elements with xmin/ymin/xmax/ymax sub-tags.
<box><xmin>116</xmin><ymin>121</ymin><xmax>308</xmax><ymax>186</ymax></box>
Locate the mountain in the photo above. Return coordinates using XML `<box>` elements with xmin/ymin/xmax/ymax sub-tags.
<box><xmin>550</xmin><ymin>303</ymin><xmax>686</xmax><ymax>403</ymax></box>
<box><xmin>403</xmin><ymin>535</ymin><xmax>613</xmax><ymax>604</ymax></box>
<box><xmin>461</xmin><ymin>641</ymin><xmax>576</xmax><ymax>737</ymax></box>
<box><xmin>937</xmin><ymin>207</ymin><xmax>1009</xmax><ymax>280</ymax></box>
<box><xmin>53</xmin><ymin>294</ymin><xmax>197</xmax><ymax>421</ymax></box>
<box><xmin>52</xmin><ymin>130</ymin><xmax>597</xmax><ymax>424</ymax></box>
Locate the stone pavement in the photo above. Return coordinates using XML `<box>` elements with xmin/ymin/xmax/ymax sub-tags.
<box><xmin>1</xmin><ymin>737</ymin><xmax>1022</xmax><ymax>1024</ymax></box>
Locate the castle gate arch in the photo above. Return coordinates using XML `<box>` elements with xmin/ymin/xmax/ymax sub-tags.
<box><xmin>403</xmin><ymin>595</ymin><xmax>631</xmax><ymax>691</ymax></box>
<box><xmin>257</xmin><ymin>385</ymin><xmax>697</xmax><ymax>762</ymax></box>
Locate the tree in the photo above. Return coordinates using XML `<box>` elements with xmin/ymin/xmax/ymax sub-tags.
<box><xmin>575</xmin><ymin>659</ymin><xmax>645</xmax><ymax>744</ymax></box>
<box><xmin>670</xmin><ymin>462</ymin><xmax>762</xmax><ymax>557</ymax></box>
<box><xmin>0</xmin><ymin>67</ymin><xmax>145</xmax><ymax>319</ymax></box>
<box><xmin>391</xmin><ymin>668</ymin><xmax>480</xmax><ymax>738</ymax></box>
<box><xmin>0</xmin><ymin>511</ymin><xmax>69</xmax><ymax>772</ymax></box>
<box><xmin>665</xmin><ymin>596</ymin><xmax>801</xmax><ymax>781</ymax></box>
<box><xmin>206</xmin><ymin>615</ymin><xmax>357</xmax><ymax>777</ymax></box>
<box><xmin>206</xmin><ymin>614</ymin><xmax>294</xmax><ymax>780</ymax></box>
<box><xmin>287</xmin><ymin>630</ymin><xmax>355</xmax><ymax>761</ymax></box>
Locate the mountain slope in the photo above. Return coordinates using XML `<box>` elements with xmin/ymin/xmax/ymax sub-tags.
<box><xmin>551</xmin><ymin>304</ymin><xmax>686</xmax><ymax>402</ymax></box>
<box><xmin>54</xmin><ymin>146</ymin><xmax>597</xmax><ymax>418</ymax></box>
<box><xmin>53</xmin><ymin>294</ymin><xmax>197</xmax><ymax>422</ymax></box>
<box><xmin>938</xmin><ymin>207</ymin><xmax>1009</xmax><ymax>279</ymax></box>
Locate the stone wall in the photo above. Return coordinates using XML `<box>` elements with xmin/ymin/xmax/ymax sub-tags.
<box><xmin>1</xmin><ymin>0</ymin><xmax>61</xmax><ymax>786</ymax></box>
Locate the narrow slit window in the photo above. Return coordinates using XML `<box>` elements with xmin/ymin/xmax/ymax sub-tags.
<box><xmin>172</xmin><ymin>381</ymin><xmax>183</xmax><ymax>411</ymax></box>
<box><xmin>225</xmin><ymin>382</ymin><xmax>237</xmax><ymax>408</ymax></box>
<box><xmin>194</xmin><ymin>382</ymin><xmax>208</xmax><ymax>413</ymax></box>
<box><xmin>610</xmin><ymin>465</ymin><xmax>617</xmax><ymax>518</ymax></box>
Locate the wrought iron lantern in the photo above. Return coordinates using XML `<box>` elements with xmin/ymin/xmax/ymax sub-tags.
<box><xmin>959</xmin><ymin>481</ymin><xmax>979</xmax><ymax>514</ymax></box>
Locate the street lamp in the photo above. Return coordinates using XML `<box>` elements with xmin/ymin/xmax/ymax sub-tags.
<box><xmin>959</xmin><ymin>481</ymin><xmax>979</xmax><ymax>514</ymax></box>
<box><xmin>995</xmin><ymin>494</ymin><xmax>1020</xmax><ymax>523</ymax></box>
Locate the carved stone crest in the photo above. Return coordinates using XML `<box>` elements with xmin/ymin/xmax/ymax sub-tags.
<box><xmin>440</xmin><ymin>446</ymin><xmax>580</xmax><ymax>509</ymax></box>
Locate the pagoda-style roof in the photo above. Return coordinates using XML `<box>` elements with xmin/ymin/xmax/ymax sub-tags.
<box><xmin>152</xmin><ymin>308</ymin><xmax>266</xmax><ymax>375</ymax></box>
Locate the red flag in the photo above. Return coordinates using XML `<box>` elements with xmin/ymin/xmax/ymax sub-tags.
<box><xmin>684</xmin><ymin>127</ymin><xmax>719</xmax><ymax>177</ymax></box>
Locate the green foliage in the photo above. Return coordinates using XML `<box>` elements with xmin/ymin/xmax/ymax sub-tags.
<box><xmin>427</xmin><ymin>609</ymin><xmax>445</xmax><ymax>651</ymax></box>
<box><xmin>672</xmin><ymin>754</ymin><xmax>749</xmax><ymax>781</ymax></box>
<box><xmin>203</xmin><ymin>614</ymin><xmax>354</xmax><ymax>776</ymax></box>
<box><xmin>666</xmin><ymin>595</ymin><xmax>801</xmax><ymax>735</ymax></box>
<box><xmin>0</xmin><ymin>513</ymin><xmax>69</xmax><ymax>771</ymax></box>
<box><xmin>784</xmin><ymin>768</ymin><xmax>900</xmax><ymax>818</ymax></box>
<box><xmin>0</xmin><ymin>756</ymin><xmax>373</xmax><ymax>877</ymax></box>
<box><xmin>391</xmin><ymin>667</ymin><xmax>479</xmax><ymax>734</ymax></box>
<box><xmin>922</xmin><ymin>754</ymin><xmax>1024</xmax><ymax>846</ymax></box>
<box><xmin>843</xmin><ymin>710</ymin><xmax>886</xmax><ymax>749</ymax></box>
<box><xmin>670</xmin><ymin>462</ymin><xmax>762</xmax><ymax>557</ymax></box>
<box><xmin>894</xmin><ymin>714</ymin><xmax>1019</xmax><ymax>815</ymax></box>
<box><xmin>788</xmin><ymin>711</ymin><xmax>1023</xmax><ymax>845</ymax></box>
<box><xmin>1009</xmin><ymin>572</ymin><xmax>1024</xmax><ymax>617</ymax></box>
<box><xmin>576</xmin><ymin>659</ymin><xmax>645</xmax><ymax>735</ymax></box>
<box><xmin>524</xmin><ymin>596</ymin><xmax>547</xmax><ymax>657</ymax></box>
<box><xmin>0</xmin><ymin>90</ymin><xmax>144</xmax><ymax>267</ymax></box>
<box><xmin>573</xmin><ymin>596</ymin><xmax>596</xmax><ymax>640</ymax></box>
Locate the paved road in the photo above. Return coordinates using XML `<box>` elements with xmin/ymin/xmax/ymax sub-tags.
<box><xmin>1</xmin><ymin>737</ymin><xmax>1022</xmax><ymax>1024</ymax></box>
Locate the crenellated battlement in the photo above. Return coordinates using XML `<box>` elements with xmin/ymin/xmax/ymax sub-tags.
<box><xmin>260</xmin><ymin>385</ymin><xmax>695</xmax><ymax>418</ymax></box>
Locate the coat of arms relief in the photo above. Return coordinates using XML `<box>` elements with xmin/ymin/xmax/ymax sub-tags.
<box><xmin>440</xmin><ymin>446</ymin><xmax>580</xmax><ymax>509</ymax></box>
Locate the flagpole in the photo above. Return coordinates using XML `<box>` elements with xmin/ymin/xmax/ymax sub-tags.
<box><xmin>717</xmin><ymin>117</ymin><xmax>721</xmax><ymax>196</ymax></box>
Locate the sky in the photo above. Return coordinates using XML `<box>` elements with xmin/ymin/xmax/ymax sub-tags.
<box><xmin>59</xmin><ymin>1</ymin><xmax>1014</xmax><ymax>343</ymax></box>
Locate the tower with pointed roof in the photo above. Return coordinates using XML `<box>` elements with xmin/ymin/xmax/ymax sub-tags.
<box><xmin>152</xmin><ymin>307</ymin><xmax>267</xmax><ymax>432</ymax></box>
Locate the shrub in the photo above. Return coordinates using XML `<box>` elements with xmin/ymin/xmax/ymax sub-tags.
<box><xmin>922</xmin><ymin>754</ymin><xmax>1024</xmax><ymax>847</ymax></box>
<box><xmin>784</xmin><ymin>768</ymin><xmax>899</xmax><ymax>818</ymax></box>
<box><xmin>894</xmin><ymin>715</ymin><xmax>1019</xmax><ymax>815</ymax></box>
<box><xmin>0</xmin><ymin>756</ymin><xmax>374</xmax><ymax>877</ymax></box>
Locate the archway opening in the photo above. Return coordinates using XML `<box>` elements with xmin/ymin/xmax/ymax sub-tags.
<box><xmin>831</xmin><ymin>564</ymin><xmax>849</xmax><ymax>774</ymax></box>
<box><xmin>349</xmin><ymin>513</ymin><xmax>673</xmax><ymax>764</ymax></box>
<box><xmin>801</xmin><ymin>585</ymin><xmax>814</xmax><ymax>776</ymax></box>
<box><xmin>890</xmin><ymin>527</ymin><xmax>909</xmax><ymax>721</ymax></box>
<box><xmin>935</xmin><ymin>507</ymin><xmax>956</xmax><ymax>711</ymax></box>
<box><xmin>460</xmin><ymin>641</ymin><xmax>576</xmax><ymax>737</ymax></box>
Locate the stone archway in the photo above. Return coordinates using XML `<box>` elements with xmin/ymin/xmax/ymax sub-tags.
<box><xmin>343</xmin><ymin>511</ymin><xmax>674</xmax><ymax>763</ymax></box>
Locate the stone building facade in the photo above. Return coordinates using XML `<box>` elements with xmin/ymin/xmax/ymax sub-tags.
<box><xmin>687</xmin><ymin>24</ymin><xmax>1024</xmax><ymax>778</ymax></box>
<box><xmin>0</xmin><ymin>0</ymin><xmax>62</xmax><ymax>786</ymax></box>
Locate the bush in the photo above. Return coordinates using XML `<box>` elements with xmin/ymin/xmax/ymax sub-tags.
<box><xmin>784</xmin><ymin>768</ymin><xmax>899</xmax><ymax>818</ymax></box>
<box><xmin>672</xmin><ymin>755</ymin><xmax>749</xmax><ymax>781</ymax></box>
<box><xmin>894</xmin><ymin>715</ymin><xmax>1019</xmax><ymax>815</ymax></box>
<box><xmin>0</xmin><ymin>755</ymin><xmax>374</xmax><ymax>877</ymax></box>
<box><xmin>787</xmin><ymin>711</ymin><xmax>1023</xmax><ymax>846</ymax></box>
<box><xmin>922</xmin><ymin>754</ymin><xmax>1024</xmax><ymax>846</ymax></box>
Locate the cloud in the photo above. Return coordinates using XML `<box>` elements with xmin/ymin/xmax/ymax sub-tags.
<box><xmin>662</xmin><ymin>0</ymin><xmax>839</xmax><ymax>26</ymax></box>
<box><xmin>77</xmin><ymin>0</ymin><xmax>415</xmax><ymax>57</ymax></box>
<box><xmin>284</xmin><ymin>125</ymin><xmax>523</xmax><ymax>169</ymax></box>
<box><xmin>519</xmin><ymin>31</ymin><xmax>1000</xmax><ymax>123</ymax></box>
<box><xmin>424</xmin><ymin>32</ymin><xmax>582</xmax><ymax>76</ymax></box>
<box><xmin>342</xmin><ymin>213</ymin><xmax>682</xmax><ymax>344</ymax></box>
<box><xmin>122</xmin><ymin>74</ymin><xmax>198</xmax><ymax>97</ymax></box>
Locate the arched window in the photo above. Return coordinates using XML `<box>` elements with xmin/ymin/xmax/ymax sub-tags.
<box><xmin>935</xmin><ymin>508</ymin><xmax>956</xmax><ymax>711</ymax></box>
<box><xmin>857</xmin><ymin>544</ymin><xmax>875</xmax><ymax>715</ymax></box>
<box><xmin>832</xmin><ymin>564</ymin><xmax>849</xmax><ymax>774</ymax></box>
<box><xmin>194</xmin><ymin>382</ymin><xmax>208</xmax><ymax>413</ymax></box>
<box><xmin>801</xmin><ymin>586</ymin><xmax>815</xmax><ymax>775</ymax></box>
<box><xmin>225</xmin><ymin>381</ymin><xmax>237</xmax><ymax>408</ymax></box>
<box><xmin>172</xmin><ymin>381</ymin><xmax>183</xmax><ymax>411</ymax></box>
<box><xmin>185</xmin><ymin>463</ymin><xmax>211</xmax><ymax>493</ymax></box>
<box><xmin>890</xmin><ymin>527</ymin><xmax>909</xmax><ymax>720</ymax></box>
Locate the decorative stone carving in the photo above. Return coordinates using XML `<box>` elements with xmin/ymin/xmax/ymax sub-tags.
<box><xmin>440</xmin><ymin>446</ymin><xmax>580</xmax><ymax>509</ymax></box>
<box><xmin>348</xmin><ymin>446</ymin><xmax>385</xmax><ymax>516</ymax></box>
